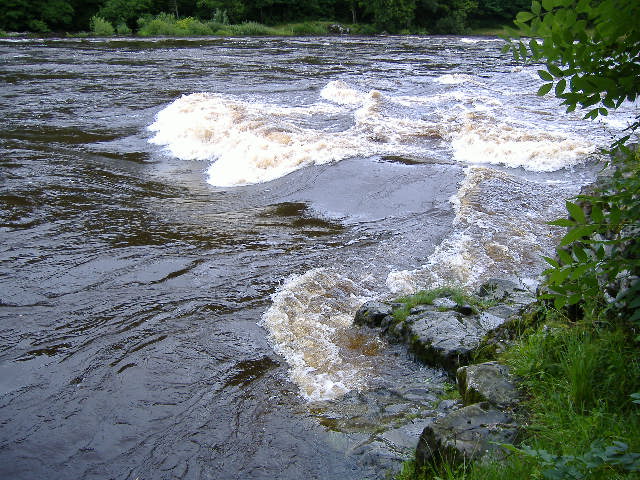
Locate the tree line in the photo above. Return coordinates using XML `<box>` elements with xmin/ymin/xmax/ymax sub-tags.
<box><xmin>1</xmin><ymin>0</ymin><xmax>530</xmax><ymax>35</ymax></box>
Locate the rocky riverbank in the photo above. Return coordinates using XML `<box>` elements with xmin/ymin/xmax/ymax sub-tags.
<box><xmin>323</xmin><ymin>278</ymin><xmax>537</xmax><ymax>477</ymax></box>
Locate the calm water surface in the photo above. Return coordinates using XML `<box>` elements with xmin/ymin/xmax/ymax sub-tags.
<box><xmin>0</xmin><ymin>36</ymin><xmax>625</xmax><ymax>479</ymax></box>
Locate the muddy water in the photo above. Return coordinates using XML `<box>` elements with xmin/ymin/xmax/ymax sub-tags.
<box><xmin>0</xmin><ymin>36</ymin><xmax>629</xmax><ymax>479</ymax></box>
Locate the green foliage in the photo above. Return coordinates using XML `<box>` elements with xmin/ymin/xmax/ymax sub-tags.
<box><xmin>391</xmin><ymin>286</ymin><xmax>488</xmax><ymax>324</ymax></box>
<box><xmin>227</xmin><ymin>21</ymin><xmax>279</xmax><ymax>35</ymax></box>
<box><xmin>1</xmin><ymin>0</ymin><xmax>485</xmax><ymax>34</ymax></box>
<box><xmin>196</xmin><ymin>0</ymin><xmax>243</xmax><ymax>23</ymax></box>
<box><xmin>506</xmin><ymin>441</ymin><xmax>640</xmax><ymax>479</ymax></box>
<box><xmin>541</xmin><ymin>149</ymin><xmax>640</xmax><ymax>330</ymax></box>
<box><xmin>363</xmin><ymin>0</ymin><xmax>416</xmax><ymax>33</ymax></box>
<box><xmin>0</xmin><ymin>0</ymin><xmax>74</xmax><ymax>32</ymax></box>
<box><xmin>286</xmin><ymin>21</ymin><xmax>330</xmax><ymax>35</ymax></box>
<box><xmin>89</xmin><ymin>15</ymin><xmax>115</xmax><ymax>36</ymax></box>
<box><xmin>116</xmin><ymin>22</ymin><xmax>132</xmax><ymax>34</ymax></box>
<box><xmin>137</xmin><ymin>13</ymin><xmax>224</xmax><ymax>36</ymax></box>
<box><xmin>505</xmin><ymin>0</ymin><xmax>640</xmax><ymax>132</ymax></box>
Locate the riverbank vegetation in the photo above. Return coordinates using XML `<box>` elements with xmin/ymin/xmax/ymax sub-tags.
<box><xmin>394</xmin><ymin>145</ymin><xmax>640</xmax><ymax>480</ymax></box>
<box><xmin>397</xmin><ymin>0</ymin><xmax>640</xmax><ymax>478</ymax></box>
<box><xmin>1</xmin><ymin>0</ymin><xmax>526</xmax><ymax>36</ymax></box>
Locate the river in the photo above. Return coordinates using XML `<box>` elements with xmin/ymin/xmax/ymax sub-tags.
<box><xmin>0</xmin><ymin>35</ymin><xmax>630</xmax><ymax>479</ymax></box>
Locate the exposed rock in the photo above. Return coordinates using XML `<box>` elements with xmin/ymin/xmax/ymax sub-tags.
<box><xmin>415</xmin><ymin>402</ymin><xmax>518</xmax><ymax>468</ymax></box>
<box><xmin>406</xmin><ymin>310</ymin><xmax>505</xmax><ymax>373</ymax></box>
<box><xmin>354</xmin><ymin>301</ymin><xmax>393</xmax><ymax>330</ymax></box>
<box><xmin>457</xmin><ymin>362</ymin><xmax>519</xmax><ymax>409</ymax></box>
<box><xmin>328</xmin><ymin>23</ymin><xmax>350</xmax><ymax>34</ymax></box>
<box><xmin>432</xmin><ymin>297</ymin><xmax>457</xmax><ymax>309</ymax></box>
<box><xmin>477</xmin><ymin>278</ymin><xmax>535</xmax><ymax>308</ymax></box>
<box><xmin>435</xmin><ymin>399</ymin><xmax>462</xmax><ymax>417</ymax></box>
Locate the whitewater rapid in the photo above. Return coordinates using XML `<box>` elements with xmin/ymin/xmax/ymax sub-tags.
<box><xmin>149</xmin><ymin>79</ymin><xmax>595</xmax><ymax>187</ymax></box>
<box><xmin>148</xmin><ymin>67</ymin><xmax>618</xmax><ymax>401</ymax></box>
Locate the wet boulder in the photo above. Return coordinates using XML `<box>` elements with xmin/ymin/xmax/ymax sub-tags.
<box><xmin>456</xmin><ymin>362</ymin><xmax>519</xmax><ymax>409</ymax></box>
<box><xmin>354</xmin><ymin>301</ymin><xmax>393</xmax><ymax>330</ymax></box>
<box><xmin>415</xmin><ymin>402</ymin><xmax>518</xmax><ymax>468</ymax></box>
<box><xmin>406</xmin><ymin>310</ymin><xmax>505</xmax><ymax>373</ymax></box>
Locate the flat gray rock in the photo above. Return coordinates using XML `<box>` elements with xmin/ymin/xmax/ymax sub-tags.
<box><xmin>416</xmin><ymin>402</ymin><xmax>518</xmax><ymax>467</ymax></box>
<box><xmin>407</xmin><ymin>310</ymin><xmax>506</xmax><ymax>372</ymax></box>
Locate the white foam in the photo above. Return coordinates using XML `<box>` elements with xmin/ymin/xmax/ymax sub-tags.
<box><xmin>451</xmin><ymin>118</ymin><xmax>595</xmax><ymax>171</ymax></box>
<box><xmin>434</xmin><ymin>73</ymin><xmax>480</xmax><ymax>85</ymax></box>
<box><xmin>386</xmin><ymin>167</ymin><xmax>582</xmax><ymax>294</ymax></box>
<box><xmin>320</xmin><ymin>80</ymin><xmax>367</xmax><ymax>105</ymax></box>
<box><xmin>149</xmin><ymin>92</ymin><xmax>362</xmax><ymax>186</ymax></box>
<box><xmin>149</xmin><ymin>81</ymin><xmax>597</xmax><ymax>186</ymax></box>
<box><xmin>260</xmin><ymin>269</ymin><xmax>378</xmax><ymax>401</ymax></box>
<box><xmin>460</xmin><ymin>37</ymin><xmax>504</xmax><ymax>44</ymax></box>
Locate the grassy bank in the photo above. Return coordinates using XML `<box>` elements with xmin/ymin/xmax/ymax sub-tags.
<box><xmin>396</xmin><ymin>148</ymin><xmax>640</xmax><ymax>479</ymax></box>
<box><xmin>78</xmin><ymin>14</ymin><xmax>504</xmax><ymax>38</ymax></box>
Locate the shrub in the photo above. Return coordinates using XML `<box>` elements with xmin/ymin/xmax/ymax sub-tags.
<box><xmin>228</xmin><ymin>22</ymin><xmax>279</xmax><ymax>36</ymax></box>
<box><xmin>115</xmin><ymin>22</ymin><xmax>132</xmax><ymax>35</ymax></box>
<box><xmin>287</xmin><ymin>21</ymin><xmax>329</xmax><ymax>35</ymax></box>
<box><xmin>137</xmin><ymin>13</ymin><xmax>179</xmax><ymax>36</ymax></box>
<box><xmin>90</xmin><ymin>16</ymin><xmax>115</xmax><ymax>36</ymax></box>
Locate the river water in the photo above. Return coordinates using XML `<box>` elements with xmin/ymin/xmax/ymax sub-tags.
<box><xmin>0</xmin><ymin>36</ymin><xmax>632</xmax><ymax>479</ymax></box>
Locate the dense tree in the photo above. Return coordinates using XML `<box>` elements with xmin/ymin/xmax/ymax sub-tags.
<box><xmin>97</xmin><ymin>0</ymin><xmax>153</xmax><ymax>28</ymax></box>
<box><xmin>415</xmin><ymin>0</ymin><xmax>477</xmax><ymax>34</ymax></box>
<box><xmin>363</xmin><ymin>0</ymin><xmax>416</xmax><ymax>32</ymax></box>
<box><xmin>1</xmin><ymin>0</ymin><xmax>489</xmax><ymax>33</ymax></box>
<box><xmin>472</xmin><ymin>0</ymin><xmax>529</xmax><ymax>27</ymax></box>
<box><xmin>1</xmin><ymin>0</ymin><xmax>74</xmax><ymax>31</ymax></box>
<box><xmin>195</xmin><ymin>0</ymin><xmax>245</xmax><ymax>22</ymax></box>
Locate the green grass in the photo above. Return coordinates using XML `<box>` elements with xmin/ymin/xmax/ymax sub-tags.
<box><xmin>391</xmin><ymin>286</ymin><xmax>496</xmax><ymax>325</ymax></box>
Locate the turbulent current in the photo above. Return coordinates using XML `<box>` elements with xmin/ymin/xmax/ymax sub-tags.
<box><xmin>0</xmin><ymin>35</ymin><xmax>634</xmax><ymax>479</ymax></box>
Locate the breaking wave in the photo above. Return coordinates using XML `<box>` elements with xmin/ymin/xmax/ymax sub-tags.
<box><xmin>386</xmin><ymin>167</ymin><xmax>580</xmax><ymax>294</ymax></box>
<box><xmin>148</xmin><ymin>80</ymin><xmax>594</xmax><ymax>186</ymax></box>
<box><xmin>260</xmin><ymin>268</ymin><xmax>381</xmax><ymax>401</ymax></box>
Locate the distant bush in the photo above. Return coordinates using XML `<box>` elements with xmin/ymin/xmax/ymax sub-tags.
<box><xmin>287</xmin><ymin>21</ymin><xmax>329</xmax><ymax>35</ymax></box>
<box><xmin>227</xmin><ymin>22</ymin><xmax>279</xmax><ymax>36</ymax></box>
<box><xmin>116</xmin><ymin>22</ymin><xmax>132</xmax><ymax>35</ymax></box>
<box><xmin>28</xmin><ymin>20</ymin><xmax>50</xmax><ymax>33</ymax></box>
<box><xmin>90</xmin><ymin>16</ymin><xmax>115</xmax><ymax>36</ymax></box>
<box><xmin>137</xmin><ymin>13</ymin><xmax>222</xmax><ymax>36</ymax></box>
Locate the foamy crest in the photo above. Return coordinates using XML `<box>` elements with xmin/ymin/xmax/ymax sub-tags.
<box><xmin>149</xmin><ymin>93</ymin><xmax>359</xmax><ymax>186</ymax></box>
<box><xmin>451</xmin><ymin>115</ymin><xmax>595</xmax><ymax>171</ymax></box>
<box><xmin>260</xmin><ymin>268</ymin><xmax>379</xmax><ymax>401</ymax></box>
<box><xmin>386</xmin><ymin>167</ymin><xmax>580</xmax><ymax>294</ymax></box>
<box><xmin>149</xmin><ymin>81</ymin><xmax>597</xmax><ymax>186</ymax></box>
<box><xmin>435</xmin><ymin>73</ymin><xmax>479</xmax><ymax>85</ymax></box>
<box><xmin>320</xmin><ymin>80</ymin><xmax>368</xmax><ymax>105</ymax></box>
<box><xmin>149</xmin><ymin>86</ymin><xmax>436</xmax><ymax>186</ymax></box>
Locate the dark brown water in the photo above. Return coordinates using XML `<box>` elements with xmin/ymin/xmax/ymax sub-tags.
<box><xmin>0</xmin><ymin>36</ymin><xmax>623</xmax><ymax>479</ymax></box>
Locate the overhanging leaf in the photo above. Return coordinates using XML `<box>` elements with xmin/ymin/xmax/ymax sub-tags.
<box><xmin>538</xmin><ymin>83</ymin><xmax>553</xmax><ymax>96</ymax></box>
